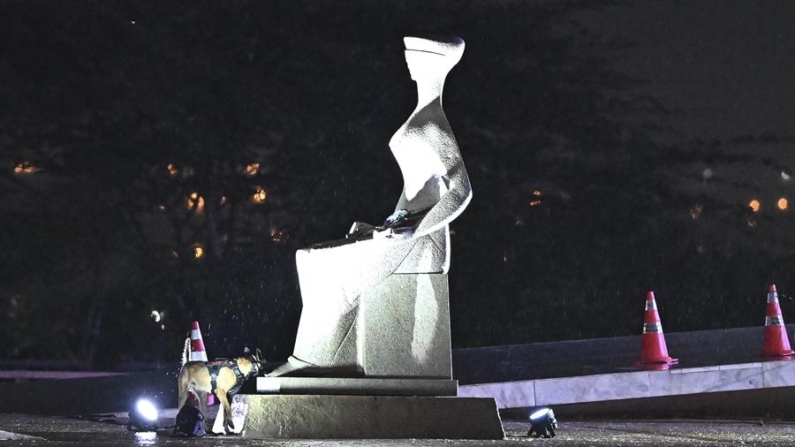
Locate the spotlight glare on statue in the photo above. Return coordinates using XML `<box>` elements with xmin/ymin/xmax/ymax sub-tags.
<box><xmin>527</xmin><ymin>407</ymin><xmax>557</xmax><ymax>438</ymax></box>
<box><xmin>127</xmin><ymin>398</ymin><xmax>159</xmax><ymax>432</ymax></box>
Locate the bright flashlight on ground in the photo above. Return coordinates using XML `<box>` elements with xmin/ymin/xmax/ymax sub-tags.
<box><xmin>527</xmin><ymin>407</ymin><xmax>557</xmax><ymax>438</ymax></box>
<box><xmin>127</xmin><ymin>398</ymin><xmax>159</xmax><ymax>432</ymax></box>
<box><xmin>137</xmin><ymin>399</ymin><xmax>158</xmax><ymax>421</ymax></box>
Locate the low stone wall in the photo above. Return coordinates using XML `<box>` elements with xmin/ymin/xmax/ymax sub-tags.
<box><xmin>0</xmin><ymin>371</ymin><xmax>176</xmax><ymax>416</ymax></box>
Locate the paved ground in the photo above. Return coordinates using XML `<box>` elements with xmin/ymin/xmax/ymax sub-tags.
<box><xmin>3</xmin><ymin>327</ymin><xmax>795</xmax><ymax>444</ymax></box>
<box><xmin>1</xmin><ymin>413</ymin><xmax>795</xmax><ymax>446</ymax></box>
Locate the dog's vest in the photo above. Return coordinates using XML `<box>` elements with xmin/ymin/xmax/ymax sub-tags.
<box><xmin>205</xmin><ymin>359</ymin><xmax>246</xmax><ymax>395</ymax></box>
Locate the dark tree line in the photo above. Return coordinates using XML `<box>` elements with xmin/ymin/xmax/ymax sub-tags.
<box><xmin>1</xmin><ymin>0</ymin><xmax>793</xmax><ymax>368</ymax></box>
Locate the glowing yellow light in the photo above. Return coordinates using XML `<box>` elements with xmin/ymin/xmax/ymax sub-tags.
<box><xmin>252</xmin><ymin>186</ymin><xmax>267</xmax><ymax>204</ymax></box>
<box><xmin>270</xmin><ymin>227</ymin><xmax>283</xmax><ymax>242</ymax></box>
<box><xmin>13</xmin><ymin>162</ymin><xmax>38</xmax><ymax>175</ymax></box>
<box><xmin>532</xmin><ymin>190</ymin><xmax>543</xmax><ymax>197</ymax></box>
<box><xmin>167</xmin><ymin>163</ymin><xmax>178</xmax><ymax>177</ymax></box>
<box><xmin>778</xmin><ymin>198</ymin><xmax>789</xmax><ymax>210</ymax></box>
<box><xmin>691</xmin><ymin>203</ymin><xmax>703</xmax><ymax>219</ymax></box>
<box><xmin>186</xmin><ymin>192</ymin><xmax>205</xmax><ymax>211</ymax></box>
<box><xmin>749</xmin><ymin>200</ymin><xmax>760</xmax><ymax>212</ymax></box>
<box><xmin>245</xmin><ymin>163</ymin><xmax>260</xmax><ymax>176</ymax></box>
<box><xmin>220</xmin><ymin>196</ymin><xmax>227</xmax><ymax>205</ymax></box>
<box><xmin>529</xmin><ymin>200</ymin><xmax>541</xmax><ymax>207</ymax></box>
<box><xmin>193</xmin><ymin>245</ymin><xmax>204</xmax><ymax>259</ymax></box>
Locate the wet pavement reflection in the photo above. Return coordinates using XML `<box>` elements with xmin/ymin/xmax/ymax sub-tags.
<box><xmin>2</xmin><ymin>413</ymin><xmax>795</xmax><ymax>446</ymax></box>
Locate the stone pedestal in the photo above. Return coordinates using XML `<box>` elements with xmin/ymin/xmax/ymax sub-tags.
<box><xmin>242</xmin><ymin>395</ymin><xmax>504</xmax><ymax>439</ymax></box>
<box><xmin>361</xmin><ymin>273</ymin><xmax>451</xmax><ymax>378</ymax></box>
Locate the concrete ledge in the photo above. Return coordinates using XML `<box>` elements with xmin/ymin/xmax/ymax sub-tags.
<box><xmin>0</xmin><ymin>430</ymin><xmax>41</xmax><ymax>440</ymax></box>
<box><xmin>0</xmin><ymin>371</ymin><xmax>176</xmax><ymax>415</ymax></box>
<box><xmin>256</xmin><ymin>377</ymin><xmax>457</xmax><ymax>396</ymax></box>
<box><xmin>540</xmin><ymin>386</ymin><xmax>795</xmax><ymax>419</ymax></box>
<box><xmin>242</xmin><ymin>394</ymin><xmax>504</xmax><ymax>439</ymax></box>
<box><xmin>459</xmin><ymin>359</ymin><xmax>795</xmax><ymax>409</ymax></box>
<box><xmin>0</xmin><ymin>371</ymin><xmax>127</xmax><ymax>380</ymax></box>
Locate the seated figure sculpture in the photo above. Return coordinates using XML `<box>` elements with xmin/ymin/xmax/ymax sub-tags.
<box><xmin>270</xmin><ymin>36</ymin><xmax>471</xmax><ymax>379</ymax></box>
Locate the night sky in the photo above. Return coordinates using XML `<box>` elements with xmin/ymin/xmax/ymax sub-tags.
<box><xmin>581</xmin><ymin>1</ymin><xmax>795</xmax><ymax>204</ymax></box>
<box><xmin>2</xmin><ymin>0</ymin><xmax>795</xmax><ymax>368</ymax></box>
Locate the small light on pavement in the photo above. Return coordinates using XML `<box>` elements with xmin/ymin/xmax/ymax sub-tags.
<box><xmin>127</xmin><ymin>398</ymin><xmax>159</xmax><ymax>432</ymax></box>
<box><xmin>528</xmin><ymin>407</ymin><xmax>557</xmax><ymax>438</ymax></box>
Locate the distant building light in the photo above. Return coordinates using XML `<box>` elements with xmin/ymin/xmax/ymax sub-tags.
<box><xmin>532</xmin><ymin>189</ymin><xmax>543</xmax><ymax>197</ymax></box>
<box><xmin>252</xmin><ymin>187</ymin><xmax>267</xmax><ymax>204</ymax></box>
<box><xmin>691</xmin><ymin>203</ymin><xmax>703</xmax><ymax>219</ymax></box>
<box><xmin>193</xmin><ymin>245</ymin><xmax>204</xmax><ymax>259</ymax></box>
<box><xmin>220</xmin><ymin>196</ymin><xmax>227</xmax><ymax>205</ymax></box>
<box><xmin>749</xmin><ymin>200</ymin><xmax>761</xmax><ymax>212</ymax></box>
<box><xmin>172</xmin><ymin>250</ymin><xmax>179</xmax><ymax>259</ymax></box>
<box><xmin>13</xmin><ymin>162</ymin><xmax>39</xmax><ymax>175</ymax></box>
<box><xmin>748</xmin><ymin>219</ymin><xmax>757</xmax><ymax>227</ymax></box>
<box><xmin>245</xmin><ymin>163</ymin><xmax>260</xmax><ymax>176</ymax></box>
<box><xmin>167</xmin><ymin>163</ymin><xmax>178</xmax><ymax>177</ymax></box>
<box><xmin>270</xmin><ymin>227</ymin><xmax>283</xmax><ymax>242</ymax></box>
<box><xmin>186</xmin><ymin>192</ymin><xmax>205</xmax><ymax>212</ymax></box>
<box><xmin>783</xmin><ymin>171</ymin><xmax>791</xmax><ymax>181</ymax></box>
<box><xmin>702</xmin><ymin>168</ymin><xmax>714</xmax><ymax>180</ymax></box>
<box><xmin>151</xmin><ymin>310</ymin><xmax>162</xmax><ymax>323</ymax></box>
<box><xmin>778</xmin><ymin>198</ymin><xmax>789</xmax><ymax>210</ymax></box>
<box><xmin>529</xmin><ymin>200</ymin><xmax>542</xmax><ymax>207</ymax></box>
<box><xmin>158</xmin><ymin>205</ymin><xmax>166</xmax><ymax>211</ymax></box>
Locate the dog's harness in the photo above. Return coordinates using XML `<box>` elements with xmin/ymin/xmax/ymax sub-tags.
<box><xmin>205</xmin><ymin>359</ymin><xmax>246</xmax><ymax>395</ymax></box>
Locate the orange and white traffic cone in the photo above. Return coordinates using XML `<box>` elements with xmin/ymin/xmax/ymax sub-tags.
<box><xmin>637</xmin><ymin>291</ymin><xmax>678</xmax><ymax>365</ymax></box>
<box><xmin>762</xmin><ymin>284</ymin><xmax>794</xmax><ymax>358</ymax></box>
<box><xmin>189</xmin><ymin>321</ymin><xmax>209</xmax><ymax>362</ymax></box>
<box><xmin>187</xmin><ymin>321</ymin><xmax>215</xmax><ymax>407</ymax></box>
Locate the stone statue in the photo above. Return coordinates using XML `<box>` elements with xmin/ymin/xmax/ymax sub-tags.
<box><xmin>270</xmin><ymin>36</ymin><xmax>471</xmax><ymax>379</ymax></box>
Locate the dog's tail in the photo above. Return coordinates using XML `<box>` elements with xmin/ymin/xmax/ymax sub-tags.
<box><xmin>181</xmin><ymin>337</ymin><xmax>191</xmax><ymax>366</ymax></box>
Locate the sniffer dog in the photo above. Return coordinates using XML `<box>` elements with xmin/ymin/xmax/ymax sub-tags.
<box><xmin>177</xmin><ymin>339</ymin><xmax>262</xmax><ymax>434</ymax></box>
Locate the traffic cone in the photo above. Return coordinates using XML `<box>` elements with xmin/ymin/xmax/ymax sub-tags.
<box><xmin>762</xmin><ymin>284</ymin><xmax>794</xmax><ymax>358</ymax></box>
<box><xmin>187</xmin><ymin>321</ymin><xmax>215</xmax><ymax>406</ymax></box>
<box><xmin>189</xmin><ymin>321</ymin><xmax>209</xmax><ymax>362</ymax></box>
<box><xmin>637</xmin><ymin>291</ymin><xmax>678</xmax><ymax>365</ymax></box>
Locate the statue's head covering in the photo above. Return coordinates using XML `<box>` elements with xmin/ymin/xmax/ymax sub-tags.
<box><xmin>404</xmin><ymin>36</ymin><xmax>465</xmax><ymax>64</ymax></box>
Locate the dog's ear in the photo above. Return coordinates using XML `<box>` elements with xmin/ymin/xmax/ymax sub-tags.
<box><xmin>243</xmin><ymin>346</ymin><xmax>251</xmax><ymax>356</ymax></box>
<box><xmin>255</xmin><ymin>348</ymin><xmax>263</xmax><ymax>362</ymax></box>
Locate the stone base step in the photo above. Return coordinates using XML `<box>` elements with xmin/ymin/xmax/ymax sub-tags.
<box><xmin>256</xmin><ymin>377</ymin><xmax>458</xmax><ymax>396</ymax></box>
<box><xmin>242</xmin><ymin>394</ymin><xmax>504</xmax><ymax>439</ymax></box>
